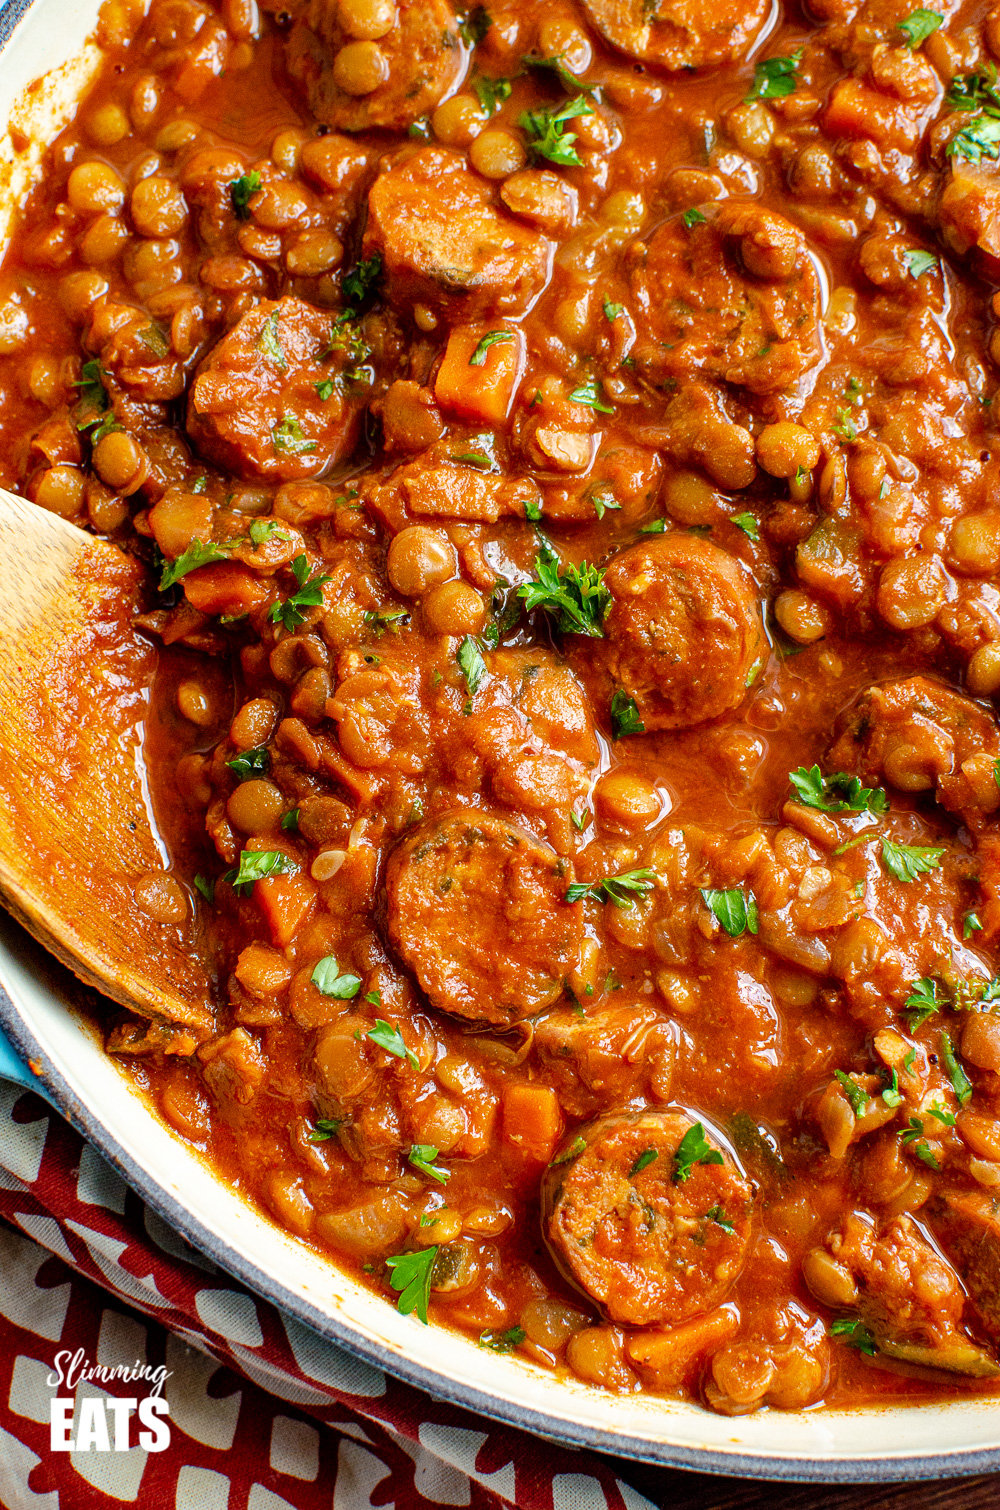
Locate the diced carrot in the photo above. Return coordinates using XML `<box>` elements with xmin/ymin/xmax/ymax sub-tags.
<box><xmin>626</xmin><ymin>1306</ymin><xmax>740</xmax><ymax>1388</ymax></box>
<box><xmin>434</xmin><ymin>323</ymin><xmax>526</xmax><ymax>426</ymax></box>
<box><xmin>255</xmin><ymin>871</ymin><xmax>316</xmax><ymax>947</ymax></box>
<box><xmin>502</xmin><ymin>1082</ymin><xmax>563</xmax><ymax>1164</ymax></box>
<box><xmin>824</xmin><ymin>79</ymin><xmax>919</xmax><ymax>153</ymax></box>
<box><xmin>182</xmin><ymin>562</ymin><xmax>269</xmax><ymax>618</ymax></box>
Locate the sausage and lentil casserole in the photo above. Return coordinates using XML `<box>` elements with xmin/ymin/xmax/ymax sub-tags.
<box><xmin>5</xmin><ymin>0</ymin><xmax>1000</xmax><ymax>1417</ymax></box>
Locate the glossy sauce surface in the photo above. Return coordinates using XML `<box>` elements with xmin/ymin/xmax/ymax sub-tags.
<box><xmin>4</xmin><ymin>0</ymin><xmax>1000</xmax><ymax>1415</ymax></box>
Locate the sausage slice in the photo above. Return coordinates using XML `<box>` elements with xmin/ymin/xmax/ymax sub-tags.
<box><xmin>385</xmin><ymin>810</ymin><xmax>581</xmax><ymax>1026</ymax></box>
<box><xmin>187</xmin><ymin>296</ymin><xmax>364</xmax><ymax>480</ymax></box>
<box><xmin>363</xmin><ymin>148</ymin><xmax>552</xmax><ymax>322</ymax></box>
<box><xmin>285</xmin><ymin>0</ymin><xmax>462</xmax><ymax>132</ymax></box>
<box><xmin>579</xmin><ymin>0</ymin><xmax>769</xmax><ymax>71</ymax></box>
<box><xmin>542</xmin><ymin>1110</ymin><xmax>753</xmax><ymax>1326</ymax></box>
<box><xmin>603</xmin><ymin>533</ymin><xmax>764</xmax><ymax>730</ymax></box>
<box><xmin>628</xmin><ymin>204</ymin><xmax>823</xmax><ymax>395</ymax></box>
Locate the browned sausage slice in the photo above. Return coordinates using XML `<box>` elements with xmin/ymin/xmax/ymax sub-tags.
<box><xmin>932</xmin><ymin>1189</ymin><xmax>1000</xmax><ymax>1340</ymax></box>
<box><xmin>363</xmin><ymin>148</ymin><xmax>552</xmax><ymax>322</ymax></box>
<box><xmin>579</xmin><ymin>0</ymin><xmax>769</xmax><ymax>70</ymax></box>
<box><xmin>385</xmin><ymin>810</ymin><xmax>581</xmax><ymax>1026</ymax></box>
<box><xmin>603</xmin><ymin>533</ymin><xmax>764</xmax><ymax>730</ymax></box>
<box><xmin>542</xmin><ymin>1109</ymin><xmax>753</xmax><ymax>1326</ymax></box>
<box><xmin>187</xmin><ymin>296</ymin><xmax>364</xmax><ymax>480</ymax></box>
<box><xmin>828</xmin><ymin>675</ymin><xmax>1000</xmax><ymax>822</ymax></box>
<box><xmin>628</xmin><ymin>204</ymin><xmax>823</xmax><ymax>395</ymax></box>
<box><xmin>285</xmin><ymin>0</ymin><xmax>462</xmax><ymax>132</ymax></box>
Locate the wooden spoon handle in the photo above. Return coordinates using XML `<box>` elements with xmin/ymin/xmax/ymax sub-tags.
<box><xmin>0</xmin><ymin>491</ymin><xmax>215</xmax><ymax>1038</ymax></box>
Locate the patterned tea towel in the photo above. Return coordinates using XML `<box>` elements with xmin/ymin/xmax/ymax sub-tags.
<box><xmin>0</xmin><ymin>1081</ymin><xmax>660</xmax><ymax>1509</ymax></box>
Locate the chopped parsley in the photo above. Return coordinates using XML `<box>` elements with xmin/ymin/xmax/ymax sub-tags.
<box><xmin>193</xmin><ymin>874</ymin><xmax>215</xmax><ymax>904</ymax></box>
<box><xmin>564</xmin><ymin>868</ymin><xmax>656</xmax><ymax>909</ymax></box>
<box><xmin>311</xmin><ymin>956</ymin><xmax>362</xmax><ymax>999</ymax></box>
<box><xmin>881</xmin><ymin>1070</ymin><xmax>903</xmax><ymax>1108</ymax></box>
<box><xmin>746</xmin><ymin>50</ymin><xmax>803</xmax><ymax>101</ymax></box>
<box><xmin>519</xmin><ymin>94</ymin><xmax>593</xmax><ymax>167</ymax></box>
<box><xmin>158</xmin><ymin>538</ymin><xmax>229</xmax><ymax>591</ymax></box>
<box><xmin>307</xmin><ymin>1117</ymin><xmax>343</xmax><ymax>1143</ymax></box>
<box><xmin>248</xmin><ymin>519</ymin><xmax>289</xmax><ymax>546</ymax></box>
<box><xmin>964</xmin><ymin>911</ymin><xmax>984</xmax><ymax>939</ymax></box>
<box><xmin>550</xmin><ymin>1135</ymin><xmax>587</xmax><ymax>1166</ymax></box>
<box><xmin>941</xmin><ymin>1030</ymin><xmax>973</xmax><ymax>1105</ymax></box>
<box><xmin>682</xmin><ymin>207</ymin><xmax>706</xmax><ymax>228</ymax></box>
<box><xmin>341</xmin><ymin>254</ymin><xmax>382</xmax><ymax>309</ymax></box>
<box><xmin>629</xmin><ymin>1147</ymin><xmax>659</xmax><ymax>1177</ymax></box>
<box><xmin>830</xmin><ymin>1318</ymin><xmax>877</xmax><ymax>1355</ymax></box>
<box><xmin>700</xmin><ymin>887</ymin><xmax>759</xmax><ymax>938</ymax></box>
<box><xmin>518</xmin><ymin>542</ymin><xmax>610</xmax><ymax>637</ymax></box>
<box><xmin>456</xmin><ymin>634</ymin><xmax>488</xmax><ymax>700</ymax></box>
<box><xmin>947</xmin><ymin>115</ymin><xmax>1000</xmax><ymax>163</ymax></box>
<box><xmin>521</xmin><ymin>52</ymin><xmax>592</xmax><ymax>96</ymax></box>
<box><xmin>673</xmin><ymin>1123</ymin><xmax>724</xmax><ymax>1183</ymax></box>
<box><xmin>610</xmin><ymin>690</ymin><xmax>644</xmax><ymax>738</ymax></box>
<box><xmin>471</xmin><ymin>75</ymin><xmax>511</xmax><ymax>115</ymax></box>
<box><xmin>272</xmin><ymin>414</ymin><xmax>317</xmax><ymax>455</ymax></box>
<box><xmin>591</xmin><ymin>491</ymin><xmax>620</xmax><ymax>520</ymax></box>
<box><xmin>568</xmin><ymin>376</ymin><xmax>614</xmax><ymax>413</ymax></box>
<box><xmin>451</xmin><ymin>450</ymin><xmax>494</xmax><ymax>468</ymax></box>
<box><xmin>946</xmin><ymin>67</ymin><xmax>1000</xmax><ymax>114</ymax></box>
<box><xmin>385</xmin><ymin>1246</ymin><xmax>437</xmax><ymax>1324</ymax></box>
<box><xmin>367</xmin><ymin>1019</ymin><xmax>419</xmax><ymax>1070</ymax></box>
<box><xmin>880</xmin><ymin>837</ymin><xmax>944</xmax><ymax>883</ymax></box>
<box><xmin>788</xmin><ymin>765</ymin><xmax>888</xmax><ymax>814</ymax></box>
<box><xmin>458</xmin><ymin>5</ymin><xmax>490</xmax><ymax>45</ymax></box>
<box><xmin>258</xmin><ymin>310</ymin><xmax>287</xmax><ymax>370</ymax></box>
<box><xmin>408</xmin><ymin>1144</ymin><xmax>450</xmax><ymax>1184</ymax></box>
<box><xmin>731</xmin><ymin>511</ymin><xmax>760</xmax><ymax>542</ymax></box>
<box><xmin>900</xmin><ymin>1116</ymin><xmax>940</xmax><ymax>1169</ymax></box>
<box><xmin>904</xmin><ymin>976</ymin><xmax>944</xmax><ymax>1028</ymax></box>
<box><xmin>315</xmin><ymin>378</ymin><xmax>335</xmax><ymax>401</ymax></box>
<box><xmin>469</xmin><ymin>329</ymin><xmax>514</xmax><ymax>365</ymax></box>
<box><xmin>898</xmin><ymin>8</ymin><xmax>943</xmax><ymax>47</ymax></box>
<box><xmin>904</xmin><ymin>249</ymin><xmax>938</xmax><ymax>278</ymax></box>
<box><xmin>229</xmin><ymin>170</ymin><xmax>261</xmax><ymax>220</ymax></box>
<box><xmin>705</xmin><ymin>1204</ymin><xmax>734</xmax><ymax>1234</ymax></box>
<box><xmin>281</xmin><ymin>808</ymin><xmax>300</xmax><ymax>833</ymax></box>
<box><xmin>834</xmin><ymin>1071</ymin><xmax>869</xmax><ymax>1115</ymax></box>
<box><xmin>603</xmin><ymin>299</ymin><xmax>623</xmax><ymax>319</ymax></box>
<box><xmin>268</xmin><ymin>553</ymin><xmax>331</xmax><ymax>632</ymax></box>
<box><xmin>479</xmin><ymin>1325</ymin><xmax>526</xmax><ymax>1352</ymax></box>
<box><xmin>224</xmin><ymin>849</ymin><xmax>297</xmax><ymax>895</ymax></box>
<box><xmin>226</xmin><ymin>745</ymin><xmax>269</xmax><ymax>781</ymax></box>
<box><xmin>364</xmin><ymin>607</ymin><xmax>410</xmax><ymax>636</ymax></box>
<box><xmin>137</xmin><ymin>323</ymin><xmax>169</xmax><ymax>357</ymax></box>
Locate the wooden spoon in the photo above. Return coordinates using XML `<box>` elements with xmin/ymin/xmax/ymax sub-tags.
<box><xmin>0</xmin><ymin>489</ymin><xmax>215</xmax><ymax>1041</ymax></box>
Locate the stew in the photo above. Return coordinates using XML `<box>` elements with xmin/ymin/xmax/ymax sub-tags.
<box><xmin>5</xmin><ymin>0</ymin><xmax>1000</xmax><ymax>1415</ymax></box>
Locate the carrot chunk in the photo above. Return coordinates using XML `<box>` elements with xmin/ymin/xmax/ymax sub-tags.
<box><xmin>502</xmin><ymin>1082</ymin><xmax>563</xmax><ymax>1164</ymax></box>
<box><xmin>182</xmin><ymin>562</ymin><xmax>269</xmax><ymax>617</ymax></box>
<box><xmin>434</xmin><ymin>323</ymin><xmax>526</xmax><ymax>426</ymax></box>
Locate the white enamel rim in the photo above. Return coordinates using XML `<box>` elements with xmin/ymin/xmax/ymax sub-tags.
<box><xmin>0</xmin><ymin>0</ymin><xmax>998</xmax><ymax>1481</ymax></box>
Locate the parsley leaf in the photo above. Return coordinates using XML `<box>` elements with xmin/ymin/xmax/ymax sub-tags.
<box><xmin>522</xmin><ymin>52</ymin><xmax>592</xmax><ymax>96</ymax></box>
<box><xmin>904</xmin><ymin>248</ymin><xmax>938</xmax><ymax>278</ymax></box>
<box><xmin>451</xmin><ymin>450</ymin><xmax>494</xmax><ymax>468</ymax></box>
<box><xmin>610</xmin><ymin>690</ymin><xmax>644</xmax><ymax>737</ymax></box>
<box><xmin>898</xmin><ymin>7</ymin><xmax>943</xmax><ymax>46</ymax></box>
<box><xmin>458</xmin><ymin>5</ymin><xmax>490</xmax><ymax>44</ymax></box>
<box><xmin>682</xmin><ymin>206</ymin><xmax>706</xmax><ymax>228</ymax></box>
<box><xmin>367</xmin><ymin>1019</ymin><xmax>419</xmax><ymax>1070</ymax></box>
<box><xmin>880</xmin><ymin>837</ymin><xmax>945</xmax><ymax>883</ymax></box>
<box><xmin>341</xmin><ymin>254</ymin><xmax>382</xmax><ymax>309</ymax></box>
<box><xmin>564</xmin><ymin>868</ymin><xmax>656</xmax><ymax>909</ymax></box>
<box><xmin>964</xmin><ymin>911</ymin><xmax>983</xmax><ymax>939</ymax></box>
<box><xmin>518</xmin><ymin>542</ymin><xmax>610</xmax><ymax>637</ymax></box>
<box><xmin>947</xmin><ymin>66</ymin><xmax>1000</xmax><ymax>113</ymax></box>
<box><xmin>471</xmin><ymin>75</ymin><xmax>511</xmax><ymax>115</ymax></box>
<box><xmin>479</xmin><ymin>1325</ymin><xmax>526</xmax><ymax>1351</ymax></box>
<box><xmin>386</xmin><ymin>1246</ymin><xmax>437</xmax><ymax>1323</ymax></box>
<box><xmin>705</xmin><ymin>1204</ymin><xmax>735</xmax><ymax>1233</ymax></box>
<box><xmin>248</xmin><ymin>519</ymin><xmax>290</xmax><ymax>547</ymax></box>
<box><xmin>834</xmin><ymin>1071</ymin><xmax>869</xmax><ymax>1115</ymax></box>
<box><xmin>550</xmin><ymin>1135</ymin><xmax>587</xmax><ymax>1166</ymax></box>
<box><xmin>941</xmin><ymin>1029</ymin><xmax>973</xmax><ymax>1105</ymax></box>
<box><xmin>673</xmin><ymin>1123</ymin><xmax>724</xmax><ymax>1183</ymax></box>
<box><xmin>456</xmin><ymin>635</ymin><xmax>487</xmax><ymax>699</ymax></box>
<box><xmin>307</xmin><ymin>1117</ymin><xmax>343</xmax><ymax>1142</ymax></box>
<box><xmin>700</xmin><ymin>887</ymin><xmax>759</xmax><ymax>938</ymax></box>
<box><xmin>311</xmin><ymin>956</ymin><xmax>362</xmax><ymax>998</ymax></box>
<box><xmin>900</xmin><ymin>1116</ymin><xmax>940</xmax><ymax>1169</ymax></box>
<box><xmin>519</xmin><ymin>94</ymin><xmax>593</xmax><ymax>167</ymax></box>
<box><xmin>224</xmin><ymin>849</ymin><xmax>297</xmax><ymax>895</ymax></box>
<box><xmin>948</xmin><ymin>116</ymin><xmax>1000</xmax><ymax>162</ymax></box>
<box><xmin>268</xmin><ymin>554</ymin><xmax>331</xmax><ymax>632</ymax></box>
<box><xmin>193</xmin><ymin>873</ymin><xmax>215</xmax><ymax>904</ymax></box>
<box><xmin>830</xmin><ymin>1318</ymin><xmax>877</xmax><ymax>1355</ymax></box>
<box><xmin>229</xmin><ymin>170</ymin><xmax>261</xmax><ymax>220</ymax></box>
<box><xmin>881</xmin><ymin>1070</ymin><xmax>903</xmax><ymax>1108</ymax></box>
<box><xmin>568</xmin><ymin>376</ymin><xmax>614</xmax><ymax>413</ymax></box>
<box><xmin>469</xmin><ymin>329</ymin><xmax>514</xmax><ymax>365</ymax></box>
<box><xmin>159</xmin><ymin>538</ymin><xmax>229</xmax><ymax>590</ymax></box>
<box><xmin>603</xmin><ymin>298</ymin><xmax>623</xmax><ymax>319</ymax></box>
<box><xmin>731</xmin><ymin>511</ymin><xmax>759</xmax><ymax>542</ymax></box>
<box><xmin>408</xmin><ymin>1144</ymin><xmax>450</xmax><ymax>1184</ymax></box>
<box><xmin>746</xmin><ymin>50</ymin><xmax>803</xmax><ymax>101</ymax></box>
<box><xmin>226</xmin><ymin>745</ymin><xmax>270</xmax><ymax>781</ymax></box>
<box><xmin>629</xmin><ymin>1147</ymin><xmax>658</xmax><ymax>1177</ymax></box>
<box><xmin>258</xmin><ymin>309</ymin><xmax>287</xmax><ymax>370</ymax></box>
<box><xmin>272</xmin><ymin>413</ymin><xmax>317</xmax><ymax>455</ymax></box>
<box><xmin>591</xmin><ymin>491</ymin><xmax>620</xmax><ymax>520</ymax></box>
<box><xmin>904</xmin><ymin>976</ymin><xmax>944</xmax><ymax>1028</ymax></box>
<box><xmin>788</xmin><ymin>765</ymin><xmax>888</xmax><ymax>814</ymax></box>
